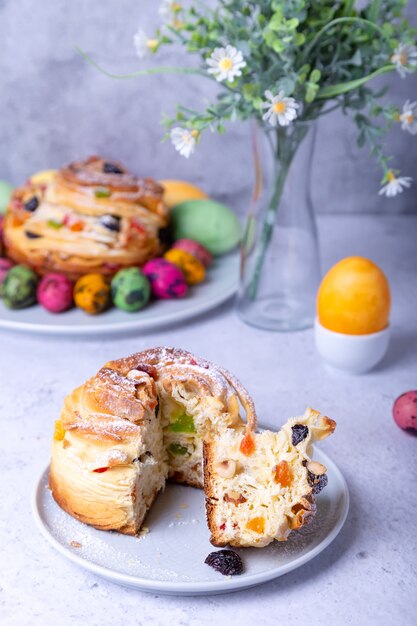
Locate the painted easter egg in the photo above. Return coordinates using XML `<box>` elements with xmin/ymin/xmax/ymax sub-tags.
<box><xmin>164</xmin><ymin>248</ymin><xmax>205</xmax><ymax>285</ymax></box>
<box><xmin>171</xmin><ymin>238</ymin><xmax>213</xmax><ymax>268</ymax></box>
<box><xmin>37</xmin><ymin>272</ymin><xmax>73</xmax><ymax>313</ymax></box>
<box><xmin>2</xmin><ymin>264</ymin><xmax>39</xmax><ymax>309</ymax></box>
<box><xmin>0</xmin><ymin>181</ymin><xmax>14</xmax><ymax>215</ymax></box>
<box><xmin>142</xmin><ymin>258</ymin><xmax>188</xmax><ymax>299</ymax></box>
<box><xmin>159</xmin><ymin>179</ymin><xmax>207</xmax><ymax>210</ymax></box>
<box><xmin>74</xmin><ymin>273</ymin><xmax>111</xmax><ymax>314</ymax></box>
<box><xmin>111</xmin><ymin>267</ymin><xmax>151</xmax><ymax>312</ymax></box>
<box><xmin>171</xmin><ymin>199</ymin><xmax>241</xmax><ymax>256</ymax></box>
<box><xmin>393</xmin><ymin>391</ymin><xmax>417</xmax><ymax>434</ymax></box>
<box><xmin>30</xmin><ymin>169</ymin><xmax>57</xmax><ymax>185</ymax></box>
<box><xmin>317</xmin><ymin>256</ymin><xmax>391</xmax><ymax>335</ymax></box>
<box><xmin>0</xmin><ymin>258</ymin><xmax>14</xmax><ymax>296</ymax></box>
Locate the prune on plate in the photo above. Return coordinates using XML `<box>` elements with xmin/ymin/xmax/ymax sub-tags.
<box><xmin>205</xmin><ymin>550</ymin><xmax>244</xmax><ymax>576</ymax></box>
<box><xmin>291</xmin><ymin>424</ymin><xmax>309</xmax><ymax>446</ymax></box>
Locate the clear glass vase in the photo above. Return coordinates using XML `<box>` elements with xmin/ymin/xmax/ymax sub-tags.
<box><xmin>236</xmin><ymin>121</ymin><xmax>321</xmax><ymax>332</ymax></box>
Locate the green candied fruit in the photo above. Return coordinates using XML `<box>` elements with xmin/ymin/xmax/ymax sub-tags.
<box><xmin>168</xmin><ymin>443</ymin><xmax>189</xmax><ymax>456</ymax></box>
<box><xmin>169</xmin><ymin>414</ymin><xmax>196</xmax><ymax>433</ymax></box>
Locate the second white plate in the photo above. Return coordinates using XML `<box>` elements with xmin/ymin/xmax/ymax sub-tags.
<box><xmin>32</xmin><ymin>447</ymin><xmax>349</xmax><ymax>596</ymax></box>
<box><xmin>0</xmin><ymin>250</ymin><xmax>239</xmax><ymax>336</ymax></box>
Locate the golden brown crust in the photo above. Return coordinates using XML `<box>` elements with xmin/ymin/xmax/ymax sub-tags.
<box><xmin>3</xmin><ymin>156</ymin><xmax>168</xmax><ymax>279</ymax></box>
<box><xmin>109</xmin><ymin>347</ymin><xmax>258</xmax><ymax>431</ymax></box>
<box><xmin>203</xmin><ymin>440</ymin><xmax>226</xmax><ymax>546</ymax></box>
<box><xmin>49</xmin><ymin>468</ymin><xmax>136</xmax><ymax>536</ymax></box>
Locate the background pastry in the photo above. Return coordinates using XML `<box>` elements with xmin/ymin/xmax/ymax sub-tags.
<box><xmin>3</xmin><ymin>156</ymin><xmax>168</xmax><ymax>279</ymax></box>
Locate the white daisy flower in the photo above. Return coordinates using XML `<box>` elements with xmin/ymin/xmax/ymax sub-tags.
<box><xmin>133</xmin><ymin>29</ymin><xmax>158</xmax><ymax>59</ymax></box>
<box><xmin>399</xmin><ymin>100</ymin><xmax>417</xmax><ymax>135</ymax></box>
<box><xmin>379</xmin><ymin>171</ymin><xmax>412</xmax><ymax>197</ymax></box>
<box><xmin>391</xmin><ymin>43</ymin><xmax>417</xmax><ymax>78</ymax></box>
<box><xmin>159</xmin><ymin>0</ymin><xmax>182</xmax><ymax>21</ymax></box>
<box><xmin>206</xmin><ymin>45</ymin><xmax>246</xmax><ymax>83</ymax></box>
<box><xmin>170</xmin><ymin>127</ymin><xmax>198</xmax><ymax>159</ymax></box>
<box><xmin>261</xmin><ymin>90</ymin><xmax>300</xmax><ymax>127</ymax></box>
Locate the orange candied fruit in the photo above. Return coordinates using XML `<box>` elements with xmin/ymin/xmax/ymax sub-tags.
<box><xmin>274</xmin><ymin>460</ymin><xmax>293</xmax><ymax>487</ymax></box>
<box><xmin>246</xmin><ymin>517</ymin><xmax>265</xmax><ymax>534</ymax></box>
<box><xmin>70</xmin><ymin>221</ymin><xmax>84</xmax><ymax>232</ymax></box>
<box><xmin>239</xmin><ymin>431</ymin><xmax>255</xmax><ymax>457</ymax></box>
<box><xmin>53</xmin><ymin>419</ymin><xmax>66</xmax><ymax>441</ymax></box>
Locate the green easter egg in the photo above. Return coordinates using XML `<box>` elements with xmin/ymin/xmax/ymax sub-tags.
<box><xmin>0</xmin><ymin>180</ymin><xmax>14</xmax><ymax>215</ymax></box>
<box><xmin>171</xmin><ymin>199</ymin><xmax>241</xmax><ymax>256</ymax></box>
<box><xmin>3</xmin><ymin>265</ymin><xmax>39</xmax><ymax>309</ymax></box>
<box><xmin>111</xmin><ymin>267</ymin><xmax>151</xmax><ymax>312</ymax></box>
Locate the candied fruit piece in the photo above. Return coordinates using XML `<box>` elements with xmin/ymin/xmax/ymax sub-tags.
<box><xmin>205</xmin><ymin>550</ymin><xmax>243</xmax><ymax>576</ymax></box>
<box><xmin>274</xmin><ymin>460</ymin><xmax>293</xmax><ymax>487</ymax></box>
<box><xmin>53</xmin><ymin>420</ymin><xmax>66</xmax><ymax>441</ymax></box>
<box><xmin>70</xmin><ymin>221</ymin><xmax>84</xmax><ymax>232</ymax></box>
<box><xmin>93</xmin><ymin>467</ymin><xmax>109</xmax><ymax>473</ymax></box>
<box><xmin>169</xmin><ymin>414</ymin><xmax>196</xmax><ymax>433</ymax></box>
<box><xmin>246</xmin><ymin>516</ymin><xmax>265</xmax><ymax>534</ymax></box>
<box><xmin>239</xmin><ymin>431</ymin><xmax>255</xmax><ymax>456</ymax></box>
<box><xmin>168</xmin><ymin>443</ymin><xmax>189</xmax><ymax>456</ymax></box>
<box><xmin>291</xmin><ymin>424</ymin><xmax>309</xmax><ymax>446</ymax></box>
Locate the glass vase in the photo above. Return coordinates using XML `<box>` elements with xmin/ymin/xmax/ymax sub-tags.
<box><xmin>236</xmin><ymin>121</ymin><xmax>321</xmax><ymax>332</ymax></box>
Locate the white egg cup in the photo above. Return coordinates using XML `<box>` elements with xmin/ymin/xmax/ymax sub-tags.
<box><xmin>314</xmin><ymin>318</ymin><xmax>390</xmax><ymax>374</ymax></box>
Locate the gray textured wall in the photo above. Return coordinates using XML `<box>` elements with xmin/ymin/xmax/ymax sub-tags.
<box><xmin>1</xmin><ymin>0</ymin><xmax>416</xmax><ymax>214</ymax></box>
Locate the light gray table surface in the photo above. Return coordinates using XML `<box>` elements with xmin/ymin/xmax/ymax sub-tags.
<box><xmin>1</xmin><ymin>215</ymin><xmax>416</xmax><ymax>626</ymax></box>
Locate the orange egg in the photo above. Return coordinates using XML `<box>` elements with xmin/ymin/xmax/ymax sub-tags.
<box><xmin>159</xmin><ymin>179</ymin><xmax>208</xmax><ymax>209</ymax></box>
<box><xmin>317</xmin><ymin>256</ymin><xmax>391</xmax><ymax>335</ymax></box>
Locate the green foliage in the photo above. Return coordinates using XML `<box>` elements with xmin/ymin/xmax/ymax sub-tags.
<box><xmin>144</xmin><ymin>1</ymin><xmax>416</xmax><ymax>176</ymax></box>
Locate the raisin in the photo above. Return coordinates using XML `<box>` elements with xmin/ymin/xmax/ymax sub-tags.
<box><xmin>24</xmin><ymin>196</ymin><xmax>39</xmax><ymax>212</ymax></box>
<box><xmin>100</xmin><ymin>214</ymin><xmax>121</xmax><ymax>232</ymax></box>
<box><xmin>103</xmin><ymin>161</ymin><xmax>124</xmax><ymax>174</ymax></box>
<box><xmin>291</xmin><ymin>424</ymin><xmax>309</xmax><ymax>446</ymax></box>
<box><xmin>205</xmin><ymin>550</ymin><xmax>243</xmax><ymax>576</ymax></box>
<box><xmin>307</xmin><ymin>470</ymin><xmax>328</xmax><ymax>494</ymax></box>
<box><xmin>25</xmin><ymin>231</ymin><xmax>42</xmax><ymax>239</ymax></box>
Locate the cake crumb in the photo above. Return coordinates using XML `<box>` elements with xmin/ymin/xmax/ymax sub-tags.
<box><xmin>70</xmin><ymin>540</ymin><xmax>82</xmax><ymax>548</ymax></box>
<box><xmin>137</xmin><ymin>526</ymin><xmax>150</xmax><ymax>538</ymax></box>
<box><xmin>179</xmin><ymin>503</ymin><xmax>188</xmax><ymax>509</ymax></box>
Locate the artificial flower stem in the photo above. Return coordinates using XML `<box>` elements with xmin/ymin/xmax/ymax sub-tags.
<box><xmin>317</xmin><ymin>65</ymin><xmax>396</xmax><ymax>99</ymax></box>
<box><xmin>75</xmin><ymin>47</ymin><xmax>210</xmax><ymax>81</ymax></box>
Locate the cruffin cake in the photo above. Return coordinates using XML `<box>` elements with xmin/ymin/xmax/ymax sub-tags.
<box><xmin>50</xmin><ymin>347</ymin><xmax>256</xmax><ymax>534</ymax></box>
<box><xmin>4</xmin><ymin>156</ymin><xmax>168</xmax><ymax>279</ymax></box>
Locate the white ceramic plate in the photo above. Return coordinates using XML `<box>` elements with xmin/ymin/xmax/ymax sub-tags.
<box><xmin>0</xmin><ymin>251</ymin><xmax>239</xmax><ymax>336</ymax></box>
<box><xmin>32</xmin><ymin>447</ymin><xmax>349</xmax><ymax>596</ymax></box>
